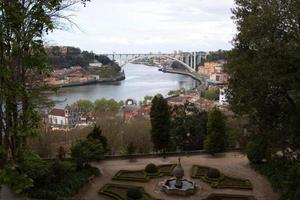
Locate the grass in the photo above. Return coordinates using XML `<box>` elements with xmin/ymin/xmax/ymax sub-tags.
<box><xmin>112</xmin><ymin>164</ymin><xmax>176</xmax><ymax>182</ymax></box>
<box><xmin>191</xmin><ymin>165</ymin><xmax>253</xmax><ymax>190</ymax></box>
<box><xmin>99</xmin><ymin>184</ymin><xmax>163</xmax><ymax>200</ymax></box>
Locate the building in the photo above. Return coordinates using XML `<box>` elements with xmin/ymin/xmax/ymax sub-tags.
<box><xmin>166</xmin><ymin>95</ymin><xmax>198</xmax><ymax>106</ymax></box>
<box><xmin>48</xmin><ymin>105</ymin><xmax>80</xmax><ymax>129</ymax></box>
<box><xmin>207</xmin><ymin>72</ymin><xmax>229</xmax><ymax>85</ymax></box>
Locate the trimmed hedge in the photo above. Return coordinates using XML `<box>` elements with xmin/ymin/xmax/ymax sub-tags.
<box><xmin>191</xmin><ymin>165</ymin><xmax>252</xmax><ymax>190</ymax></box>
<box><xmin>112</xmin><ymin>170</ymin><xmax>149</xmax><ymax>182</ymax></box>
<box><xmin>112</xmin><ymin>164</ymin><xmax>176</xmax><ymax>182</ymax></box>
<box><xmin>126</xmin><ymin>187</ymin><xmax>142</xmax><ymax>200</ymax></box>
<box><xmin>99</xmin><ymin>184</ymin><xmax>162</xmax><ymax>200</ymax></box>
<box><xmin>204</xmin><ymin>193</ymin><xmax>257</xmax><ymax>200</ymax></box>
<box><xmin>145</xmin><ymin>163</ymin><xmax>158</xmax><ymax>174</ymax></box>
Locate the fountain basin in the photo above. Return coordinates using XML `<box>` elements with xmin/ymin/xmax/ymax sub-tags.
<box><xmin>161</xmin><ymin>178</ymin><xmax>196</xmax><ymax>196</ymax></box>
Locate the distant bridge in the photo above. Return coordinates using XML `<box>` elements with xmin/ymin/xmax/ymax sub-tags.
<box><xmin>99</xmin><ymin>52</ymin><xmax>207</xmax><ymax>72</ymax></box>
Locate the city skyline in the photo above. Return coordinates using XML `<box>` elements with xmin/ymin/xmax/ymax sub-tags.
<box><xmin>46</xmin><ymin>0</ymin><xmax>236</xmax><ymax>54</ymax></box>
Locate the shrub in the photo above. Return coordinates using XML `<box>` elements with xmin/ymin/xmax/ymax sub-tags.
<box><xmin>207</xmin><ymin>168</ymin><xmax>221</xmax><ymax>179</ymax></box>
<box><xmin>126</xmin><ymin>187</ymin><xmax>142</xmax><ymax>200</ymax></box>
<box><xmin>145</xmin><ymin>163</ymin><xmax>158</xmax><ymax>174</ymax></box>
<box><xmin>71</xmin><ymin>138</ymin><xmax>105</xmax><ymax>168</ymax></box>
<box><xmin>246</xmin><ymin>137</ymin><xmax>266</xmax><ymax>163</ymax></box>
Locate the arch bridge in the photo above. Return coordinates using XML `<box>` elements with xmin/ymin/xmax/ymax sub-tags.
<box><xmin>100</xmin><ymin>52</ymin><xmax>207</xmax><ymax>72</ymax></box>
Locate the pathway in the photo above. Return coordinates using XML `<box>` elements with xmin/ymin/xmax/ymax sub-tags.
<box><xmin>76</xmin><ymin>152</ymin><xmax>278</xmax><ymax>200</ymax></box>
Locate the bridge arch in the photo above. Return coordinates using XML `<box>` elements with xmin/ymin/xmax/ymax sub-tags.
<box><xmin>121</xmin><ymin>54</ymin><xmax>195</xmax><ymax>72</ymax></box>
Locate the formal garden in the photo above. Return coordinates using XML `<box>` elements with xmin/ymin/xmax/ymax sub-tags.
<box><xmin>74</xmin><ymin>152</ymin><xmax>278</xmax><ymax>200</ymax></box>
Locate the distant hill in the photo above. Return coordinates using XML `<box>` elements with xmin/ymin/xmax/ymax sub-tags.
<box><xmin>46</xmin><ymin>46</ymin><xmax>114</xmax><ymax>69</ymax></box>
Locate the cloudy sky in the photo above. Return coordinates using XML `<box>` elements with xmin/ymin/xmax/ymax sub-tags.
<box><xmin>46</xmin><ymin>0</ymin><xmax>236</xmax><ymax>54</ymax></box>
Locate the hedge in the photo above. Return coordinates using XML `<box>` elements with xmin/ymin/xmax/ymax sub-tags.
<box><xmin>99</xmin><ymin>184</ymin><xmax>163</xmax><ymax>200</ymax></box>
<box><xmin>191</xmin><ymin>165</ymin><xmax>252</xmax><ymax>190</ymax></box>
<box><xmin>112</xmin><ymin>164</ymin><xmax>176</xmax><ymax>182</ymax></box>
<box><xmin>204</xmin><ymin>193</ymin><xmax>257</xmax><ymax>200</ymax></box>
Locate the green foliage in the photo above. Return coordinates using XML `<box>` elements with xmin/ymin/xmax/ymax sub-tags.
<box><xmin>205</xmin><ymin>50</ymin><xmax>229</xmax><ymax>62</ymax></box>
<box><xmin>246</xmin><ymin>136</ymin><xmax>267</xmax><ymax>163</ymax></box>
<box><xmin>127</xmin><ymin>187</ymin><xmax>143</xmax><ymax>200</ymax></box>
<box><xmin>71</xmin><ymin>138</ymin><xmax>105</xmax><ymax>168</ymax></box>
<box><xmin>94</xmin><ymin>98</ymin><xmax>122</xmax><ymax>113</ymax></box>
<box><xmin>204</xmin><ymin>108</ymin><xmax>227</xmax><ymax>154</ymax></box>
<box><xmin>0</xmin><ymin>163</ymin><xmax>33</xmax><ymax>194</ymax></box>
<box><xmin>93</xmin><ymin>65</ymin><xmax>121</xmax><ymax>78</ymax></box>
<box><xmin>28</xmin><ymin>164</ymin><xmax>99</xmax><ymax>200</ymax></box>
<box><xmin>171</xmin><ymin>104</ymin><xmax>208</xmax><ymax>151</ymax></box>
<box><xmin>145</xmin><ymin>163</ymin><xmax>158</xmax><ymax>174</ymax></box>
<box><xmin>150</xmin><ymin>94</ymin><xmax>171</xmax><ymax>153</ymax></box>
<box><xmin>99</xmin><ymin>184</ymin><xmax>161</xmax><ymax>200</ymax></box>
<box><xmin>202</xmin><ymin>89</ymin><xmax>220</xmax><ymax>101</ymax></box>
<box><xmin>87</xmin><ymin>126</ymin><xmax>108</xmax><ymax>151</ymax></box>
<box><xmin>191</xmin><ymin>165</ymin><xmax>252</xmax><ymax>190</ymax></box>
<box><xmin>19</xmin><ymin>150</ymin><xmax>51</xmax><ymax>181</ymax></box>
<box><xmin>227</xmin><ymin>1</ymin><xmax>300</xmax><ymax>198</ymax></box>
<box><xmin>71</xmin><ymin>99</ymin><xmax>94</xmax><ymax>113</ymax></box>
<box><xmin>207</xmin><ymin>168</ymin><xmax>221</xmax><ymax>179</ymax></box>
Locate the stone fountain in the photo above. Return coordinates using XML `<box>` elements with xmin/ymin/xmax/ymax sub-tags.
<box><xmin>161</xmin><ymin>158</ymin><xmax>196</xmax><ymax>196</ymax></box>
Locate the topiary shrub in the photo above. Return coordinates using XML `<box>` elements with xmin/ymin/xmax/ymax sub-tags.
<box><xmin>126</xmin><ymin>187</ymin><xmax>142</xmax><ymax>200</ymax></box>
<box><xmin>145</xmin><ymin>163</ymin><xmax>158</xmax><ymax>174</ymax></box>
<box><xmin>207</xmin><ymin>168</ymin><xmax>221</xmax><ymax>179</ymax></box>
<box><xmin>246</xmin><ymin>140</ymin><xmax>266</xmax><ymax>164</ymax></box>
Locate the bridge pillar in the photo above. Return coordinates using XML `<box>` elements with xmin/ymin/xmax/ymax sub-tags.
<box><xmin>193</xmin><ymin>52</ymin><xmax>197</xmax><ymax>70</ymax></box>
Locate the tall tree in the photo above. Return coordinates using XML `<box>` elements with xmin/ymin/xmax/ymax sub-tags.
<box><xmin>0</xmin><ymin>0</ymin><xmax>90</xmax><ymax>161</ymax></box>
<box><xmin>204</xmin><ymin>108</ymin><xmax>226</xmax><ymax>154</ymax></box>
<box><xmin>227</xmin><ymin>0</ymin><xmax>300</xmax><ymax>161</ymax></box>
<box><xmin>150</xmin><ymin>94</ymin><xmax>171</xmax><ymax>154</ymax></box>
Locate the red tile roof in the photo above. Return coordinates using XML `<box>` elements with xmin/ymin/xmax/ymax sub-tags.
<box><xmin>49</xmin><ymin>108</ymin><xmax>65</xmax><ymax>117</ymax></box>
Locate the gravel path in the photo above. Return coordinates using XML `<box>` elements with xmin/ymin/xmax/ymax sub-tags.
<box><xmin>76</xmin><ymin>152</ymin><xmax>278</xmax><ymax>200</ymax></box>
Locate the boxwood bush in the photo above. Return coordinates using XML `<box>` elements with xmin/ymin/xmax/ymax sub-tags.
<box><xmin>145</xmin><ymin>163</ymin><xmax>158</xmax><ymax>174</ymax></box>
<box><xmin>207</xmin><ymin>168</ymin><xmax>221</xmax><ymax>179</ymax></box>
<box><xmin>126</xmin><ymin>187</ymin><xmax>142</xmax><ymax>200</ymax></box>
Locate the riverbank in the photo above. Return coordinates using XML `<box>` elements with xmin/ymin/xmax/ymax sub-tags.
<box><xmin>49</xmin><ymin>63</ymin><xmax>197</xmax><ymax>108</ymax></box>
<box><xmin>59</xmin><ymin>73</ymin><xmax>125</xmax><ymax>88</ymax></box>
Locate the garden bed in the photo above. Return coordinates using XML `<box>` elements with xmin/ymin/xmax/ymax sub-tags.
<box><xmin>191</xmin><ymin>165</ymin><xmax>253</xmax><ymax>190</ymax></box>
<box><xmin>112</xmin><ymin>164</ymin><xmax>176</xmax><ymax>182</ymax></box>
<box><xmin>99</xmin><ymin>184</ymin><xmax>163</xmax><ymax>200</ymax></box>
<box><xmin>204</xmin><ymin>193</ymin><xmax>256</xmax><ymax>200</ymax></box>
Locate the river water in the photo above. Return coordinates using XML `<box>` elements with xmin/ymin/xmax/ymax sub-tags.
<box><xmin>50</xmin><ymin>64</ymin><xmax>197</xmax><ymax>108</ymax></box>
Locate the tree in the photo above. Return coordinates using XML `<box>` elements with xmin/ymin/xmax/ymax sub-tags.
<box><xmin>0</xmin><ymin>0</ymin><xmax>90</xmax><ymax>162</ymax></box>
<box><xmin>94</xmin><ymin>98</ymin><xmax>121</xmax><ymax>113</ymax></box>
<box><xmin>227</xmin><ymin>1</ymin><xmax>299</xmax><ymax>199</ymax></box>
<box><xmin>87</xmin><ymin>126</ymin><xmax>108</xmax><ymax>151</ymax></box>
<box><xmin>150</xmin><ymin>94</ymin><xmax>171</xmax><ymax>154</ymax></box>
<box><xmin>227</xmin><ymin>0</ymin><xmax>300</xmax><ymax>161</ymax></box>
<box><xmin>71</xmin><ymin>99</ymin><xmax>94</xmax><ymax>113</ymax></box>
<box><xmin>171</xmin><ymin>104</ymin><xmax>208</xmax><ymax>151</ymax></box>
<box><xmin>71</xmin><ymin>138</ymin><xmax>105</xmax><ymax>169</ymax></box>
<box><xmin>204</xmin><ymin>108</ymin><xmax>227</xmax><ymax>154</ymax></box>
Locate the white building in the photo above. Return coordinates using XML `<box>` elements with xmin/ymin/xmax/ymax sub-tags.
<box><xmin>48</xmin><ymin>105</ymin><xmax>80</xmax><ymax>129</ymax></box>
<box><xmin>219</xmin><ymin>87</ymin><xmax>228</xmax><ymax>106</ymax></box>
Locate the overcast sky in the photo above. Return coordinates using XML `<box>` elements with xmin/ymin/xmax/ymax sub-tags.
<box><xmin>46</xmin><ymin>0</ymin><xmax>236</xmax><ymax>54</ymax></box>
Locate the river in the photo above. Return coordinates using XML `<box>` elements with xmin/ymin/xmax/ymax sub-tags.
<box><xmin>50</xmin><ymin>64</ymin><xmax>197</xmax><ymax>108</ymax></box>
